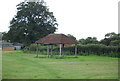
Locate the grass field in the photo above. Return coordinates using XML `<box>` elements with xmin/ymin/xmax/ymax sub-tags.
<box><xmin>2</xmin><ymin>51</ymin><xmax>118</xmax><ymax>79</ymax></box>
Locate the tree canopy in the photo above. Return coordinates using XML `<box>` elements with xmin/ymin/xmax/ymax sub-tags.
<box><xmin>78</xmin><ymin>32</ymin><xmax>120</xmax><ymax>46</ymax></box>
<box><xmin>67</xmin><ymin>34</ymin><xmax>76</xmax><ymax>40</ymax></box>
<box><xmin>79</xmin><ymin>37</ymin><xmax>98</xmax><ymax>45</ymax></box>
<box><xmin>100</xmin><ymin>32</ymin><xmax>120</xmax><ymax>46</ymax></box>
<box><xmin>4</xmin><ymin>0</ymin><xmax>58</xmax><ymax>45</ymax></box>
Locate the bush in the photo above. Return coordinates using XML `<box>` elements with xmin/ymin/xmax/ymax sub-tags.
<box><xmin>24</xmin><ymin>44</ymin><xmax>120</xmax><ymax>58</ymax></box>
<box><xmin>54</xmin><ymin>44</ymin><xmax>119</xmax><ymax>57</ymax></box>
<box><xmin>24</xmin><ymin>44</ymin><xmax>47</xmax><ymax>53</ymax></box>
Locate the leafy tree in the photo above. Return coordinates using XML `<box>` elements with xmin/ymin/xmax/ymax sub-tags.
<box><xmin>67</xmin><ymin>34</ymin><xmax>77</xmax><ymax>40</ymax></box>
<box><xmin>105</xmin><ymin>32</ymin><xmax>116</xmax><ymax>38</ymax></box>
<box><xmin>100</xmin><ymin>38</ymin><xmax>111</xmax><ymax>46</ymax></box>
<box><xmin>86</xmin><ymin>37</ymin><xmax>93</xmax><ymax>44</ymax></box>
<box><xmin>2</xmin><ymin>32</ymin><xmax>8</xmax><ymax>41</ymax></box>
<box><xmin>79</xmin><ymin>38</ymin><xmax>86</xmax><ymax>44</ymax></box>
<box><xmin>85</xmin><ymin>37</ymin><xmax>98</xmax><ymax>44</ymax></box>
<box><xmin>0</xmin><ymin>32</ymin><xmax>3</xmax><ymax>41</ymax></box>
<box><xmin>79</xmin><ymin>37</ymin><xmax>98</xmax><ymax>45</ymax></box>
<box><xmin>5</xmin><ymin>0</ymin><xmax>58</xmax><ymax>45</ymax></box>
<box><xmin>100</xmin><ymin>32</ymin><xmax>120</xmax><ymax>46</ymax></box>
<box><xmin>110</xmin><ymin>40</ymin><xmax>120</xmax><ymax>46</ymax></box>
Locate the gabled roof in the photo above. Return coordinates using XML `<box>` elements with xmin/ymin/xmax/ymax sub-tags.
<box><xmin>35</xmin><ymin>34</ymin><xmax>79</xmax><ymax>44</ymax></box>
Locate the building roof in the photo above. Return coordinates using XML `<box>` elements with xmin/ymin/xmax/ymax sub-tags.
<box><xmin>0</xmin><ymin>41</ymin><xmax>13</xmax><ymax>45</ymax></box>
<box><xmin>13</xmin><ymin>43</ymin><xmax>24</xmax><ymax>46</ymax></box>
<box><xmin>35</xmin><ymin>34</ymin><xmax>79</xmax><ymax>44</ymax></box>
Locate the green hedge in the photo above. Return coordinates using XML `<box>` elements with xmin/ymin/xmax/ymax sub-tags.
<box><xmin>24</xmin><ymin>44</ymin><xmax>120</xmax><ymax>57</ymax></box>
<box><xmin>53</xmin><ymin>44</ymin><xmax>120</xmax><ymax>57</ymax></box>
<box><xmin>23</xmin><ymin>44</ymin><xmax>47</xmax><ymax>54</ymax></box>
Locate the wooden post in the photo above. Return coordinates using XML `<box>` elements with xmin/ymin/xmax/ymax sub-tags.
<box><xmin>36</xmin><ymin>43</ymin><xmax>39</xmax><ymax>57</ymax></box>
<box><xmin>47</xmin><ymin>45</ymin><xmax>50</xmax><ymax>57</ymax></box>
<box><xmin>59</xmin><ymin>44</ymin><xmax>62</xmax><ymax>56</ymax></box>
<box><xmin>62</xmin><ymin>44</ymin><xmax>64</xmax><ymax>57</ymax></box>
<box><xmin>50</xmin><ymin>45</ymin><xmax>53</xmax><ymax>56</ymax></box>
<box><xmin>75</xmin><ymin>44</ymin><xmax>77</xmax><ymax>56</ymax></box>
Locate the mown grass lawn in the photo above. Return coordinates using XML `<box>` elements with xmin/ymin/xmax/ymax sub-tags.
<box><xmin>2</xmin><ymin>51</ymin><xmax>118</xmax><ymax>79</ymax></box>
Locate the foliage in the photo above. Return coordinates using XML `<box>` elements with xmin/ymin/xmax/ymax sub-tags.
<box><xmin>24</xmin><ymin>44</ymin><xmax>46</xmax><ymax>52</ymax></box>
<box><xmin>24</xmin><ymin>32</ymin><xmax>120</xmax><ymax>58</ymax></box>
<box><xmin>54</xmin><ymin>44</ymin><xmax>119</xmax><ymax>57</ymax></box>
<box><xmin>110</xmin><ymin>40</ymin><xmax>120</xmax><ymax>46</ymax></box>
<box><xmin>3</xmin><ymin>1</ymin><xmax>58</xmax><ymax>45</ymax></box>
<box><xmin>79</xmin><ymin>37</ymin><xmax>99</xmax><ymax>44</ymax></box>
<box><xmin>67</xmin><ymin>34</ymin><xmax>76</xmax><ymax>40</ymax></box>
<box><xmin>74</xmin><ymin>44</ymin><xmax>119</xmax><ymax>57</ymax></box>
<box><xmin>26</xmin><ymin>43</ymin><xmax>120</xmax><ymax>58</ymax></box>
<box><xmin>2</xmin><ymin>32</ymin><xmax>8</xmax><ymax>41</ymax></box>
<box><xmin>105</xmin><ymin>32</ymin><xmax>117</xmax><ymax>38</ymax></box>
<box><xmin>0</xmin><ymin>32</ymin><xmax>3</xmax><ymax>39</ymax></box>
<box><xmin>100</xmin><ymin>32</ymin><xmax>120</xmax><ymax>46</ymax></box>
<box><xmin>78</xmin><ymin>32</ymin><xmax>120</xmax><ymax>46</ymax></box>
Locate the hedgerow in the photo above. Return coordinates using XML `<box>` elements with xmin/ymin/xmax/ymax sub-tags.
<box><xmin>24</xmin><ymin>44</ymin><xmax>120</xmax><ymax>57</ymax></box>
<box><xmin>54</xmin><ymin>44</ymin><xmax>120</xmax><ymax>57</ymax></box>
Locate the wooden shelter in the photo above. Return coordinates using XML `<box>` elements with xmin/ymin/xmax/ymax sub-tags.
<box><xmin>35</xmin><ymin>34</ymin><xmax>79</xmax><ymax>57</ymax></box>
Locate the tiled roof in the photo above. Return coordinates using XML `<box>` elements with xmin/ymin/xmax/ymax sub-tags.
<box><xmin>35</xmin><ymin>34</ymin><xmax>79</xmax><ymax>44</ymax></box>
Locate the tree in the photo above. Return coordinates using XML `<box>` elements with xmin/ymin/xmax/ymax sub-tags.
<box><xmin>100</xmin><ymin>38</ymin><xmax>111</xmax><ymax>46</ymax></box>
<box><xmin>110</xmin><ymin>40</ymin><xmax>120</xmax><ymax>46</ymax></box>
<box><xmin>105</xmin><ymin>32</ymin><xmax>116</xmax><ymax>38</ymax></box>
<box><xmin>2</xmin><ymin>32</ymin><xmax>7</xmax><ymax>40</ymax></box>
<box><xmin>5</xmin><ymin>0</ymin><xmax>58</xmax><ymax>45</ymax></box>
<box><xmin>79</xmin><ymin>37</ymin><xmax>98</xmax><ymax>45</ymax></box>
<box><xmin>0</xmin><ymin>32</ymin><xmax>3</xmax><ymax>41</ymax></box>
<box><xmin>85</xmin><ymin>37</ymin><xmax>93</xmax><ymax>44</ymax></box>
<box><xmin>85</xmin><ymin>37</ymin><xmax>98</xmax><ymax>44</ymax></box>
<box><xmin>67</xmin><ymin>34</ymin><xmax>76</xmax><ymax>40</ymax></box>
<box><xmin>100</xmin><ymin>32</ymin><xmax>120</xmax><ymax>46</ymax></box>
<box><xmin>79</xmin><ymin>38</ymin><xmax>86</xmax><ymax>44</ymax></box>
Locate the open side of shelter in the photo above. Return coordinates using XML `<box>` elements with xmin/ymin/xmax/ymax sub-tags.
<box><xmin>35</xmin><ymin>34</ymin><xmax>79</xmax><ymax>57</ymax></box>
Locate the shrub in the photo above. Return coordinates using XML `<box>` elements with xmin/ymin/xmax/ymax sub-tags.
<box><xmin>53</xmin><ymin>44</ymin><xmax>119</xmax><ymax>57</ymax></box>
<box><xmin>24</xmin><ymin>44</ymin><xmax>119</xmax><ymax>57</ymax></box>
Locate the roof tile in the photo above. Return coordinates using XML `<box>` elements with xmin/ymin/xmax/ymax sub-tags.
<box><xmin>35</xmin><ymin>34</ymin><xmax>79</xmax><ymax>44</ymax></box>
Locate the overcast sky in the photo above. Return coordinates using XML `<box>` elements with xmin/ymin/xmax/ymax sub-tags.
<box><xmin>0</xmin><ymin>0</ymin><xmax>119</xmax><ymax>40</ymax></box>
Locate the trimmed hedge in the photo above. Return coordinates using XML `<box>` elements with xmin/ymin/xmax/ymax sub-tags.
<box><xmin>54</xmin><ymin>44</ymin><xmax>120</xmax><ymax>57</ymax></box>
<box><xmin>23</xmin><ymin>44</ymin><xmax>47</xmax><ymax>54</ymax></box>
<box><xmin>24</xmin><ymin>44</ymin><xmax>120</xmax><ymax>57</ymax></box>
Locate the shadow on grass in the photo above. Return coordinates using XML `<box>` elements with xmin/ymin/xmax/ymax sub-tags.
<box><xmin>34</xmin><ymin>56</ymin><xmax>48</xmax><ymax>58</ymax></box>
<box><xmin>34</xmin><ymin>55</ymin><xmax>78</xmax><ymax>59</ymax></box>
